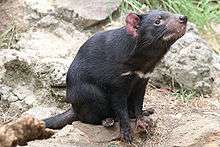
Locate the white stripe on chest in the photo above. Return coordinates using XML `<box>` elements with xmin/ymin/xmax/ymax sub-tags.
<box><xmin>121</xmin><ymin>71</ymin><xmax>152</xmax><ymax>79</ymax></box>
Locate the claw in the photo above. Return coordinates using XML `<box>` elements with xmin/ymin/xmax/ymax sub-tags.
<box><xmin>142</xmin><ymin>108</ymin><xmax>154</xmax><ymax>116</ymax></box>
<box><xmin>117</xmin><ymin>129</ymin><xmax>133</xmax><ymax>144</ymax></box>
<box><xmin>102</xmin><ymin>118</ymin><xmax>114</xmax><ymax>128</ymax></box>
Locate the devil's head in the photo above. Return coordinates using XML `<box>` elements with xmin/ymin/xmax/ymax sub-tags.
<box><xmin>126</xmin><ymin>10</ymin><xmax>187</xmax><ymax>48</ymax></box>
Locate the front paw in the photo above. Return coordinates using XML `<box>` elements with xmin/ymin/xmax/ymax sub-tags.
<box><xmin>119</xmin><ymin>129</ymin><xmax>133</xmax><ymax>144</ymax></box>
<box><xmin>135</xmin><ymin>116</ymin><xmax>154</xmax><ymax>133</ymax></box>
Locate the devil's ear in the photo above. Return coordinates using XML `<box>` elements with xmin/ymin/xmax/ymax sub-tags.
<box><xmin>125</xmin><ymin>13</ymin><xmax>141</xmax><ymax>38</ymax></box>
<box><xmin>125</xmin><ymin>13</ymin><xmax>141</xmax><ymax>27</ymax></box>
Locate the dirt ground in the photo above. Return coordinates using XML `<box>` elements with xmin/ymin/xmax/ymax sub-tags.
<box><xmin>140</xmin><ymin>86</ymin><xmax>220</xmax><ymax>146</ymax></box>
<box><xmin>0</xmin><ymin>0</ymin><xmax>26</xmax><ymax>33</ymax></box>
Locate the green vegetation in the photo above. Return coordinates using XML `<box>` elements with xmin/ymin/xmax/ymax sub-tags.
<box><xmin>0</xmin><ymin>23</ymin><xmax>21</xmax><ymax>49</ymax></box>
<box><xmin>172</xmin><ymin>88</ymin><xmax>199</xmax><ymax>102</ymax></box>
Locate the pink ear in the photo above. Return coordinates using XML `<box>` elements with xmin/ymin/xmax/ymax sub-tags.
<box><xmin>126</xmin><ymin>13</ymin><xmax>140</xmax><ymax>38</ymax></box>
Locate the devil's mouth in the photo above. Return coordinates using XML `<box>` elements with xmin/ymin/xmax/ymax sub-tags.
<box><xmin>163</xmin><ymin>25</ymin><xmax>186</xmax><ymax>41</ymax></box>
<box><xmin>163</xmin><ymin>32</ymin><xmax>176</xmax><ymax>41</ymax></box>
<box><xmin>162</xmin><ymin>30</ymin><xmax>185</xmax><ymax>41</ymax></box>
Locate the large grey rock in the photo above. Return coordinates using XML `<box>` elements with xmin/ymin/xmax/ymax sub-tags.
<box><xmin>33</xmin><ymin>58</ymin><xmax>71</xmax><ymax>102</ymax></box>
<box><xmin>0</xmin><ymin>2</ymin><xmax>90</xmax><ymax>121</ymax></box>
<box><xmin>0</xmin><ymin>6</ymin><xmax>90</xmax><ymax>121</ymax></box>
<box><xmin>35</xmin><ymin>58</ymin><xmax>71</xmax><ymax>87</ymax></box>
<box><xmin>151</xmin><ymin>24</ymin><xmax>219</xmax><ymax>94</ymax></box>
<box><xmin>16</xmin><ymin>28</ymin><xmax>87</xmax><ymax>58</ymax></box>
<box><xmin>23</xmin><ymin>120</ymin><xmax>151</xmax><ymax>147</ymax></box>
<box><xmin>212</xmin><ymin>70</ymin><xmax>220</xmax><ymax>98</ymax></box>
<box><xmin>55</xmin><ymin>0</ymin><xmax>121</xmax><ymax>28</ymax></box>
<box><xmin>167</xmin><ymin>111</ymin><xmax>220</xmax><ymax>147</ymax></box>
<box><xmin>24</xmin><ymin>0</ymin><xmax>55</xmax><ymax>22</ymax></box>
<box><xmin>14</xmin><ymin>13</ymin><xmax>89</xmax><ymax>98</ymax></box>
<box><xmin>0</xmin><ymin>49</ymin><xmax>73</xmax><ymax>103</ymax></box>
<box><xmin>0</xmin><ymin>49</ymin><xmax>37</xmax><ymax>123</ymax></box>
<box><xmin>24</xmin><ymin>0</ymin><xmax>122</xmax><ymax>28</ymax></box>
<box><xmin>0</xmin><ymin>48</ymin><xmax>72</xmax><ymax>123</ymax></box>
<box><xmin>0</xmin><ymin>84</ymin><xmax>31</xmax><ymax>124</ymax></box>
<box><xmin>14</xmin><ymin>9</ymin><xmax>89</xmax><ymax>99</ymax></box>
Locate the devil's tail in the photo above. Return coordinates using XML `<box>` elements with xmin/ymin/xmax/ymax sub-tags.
<box><xmin>43</xmin><ymin>107</ymin><xmax>77</xmax><ymax>129</ymax></box>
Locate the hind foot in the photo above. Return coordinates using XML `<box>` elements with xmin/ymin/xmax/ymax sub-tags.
<box><xmin>102</xmin><ymin>118</ymin><xmax>115</xmax><ymax>128</ymax></box>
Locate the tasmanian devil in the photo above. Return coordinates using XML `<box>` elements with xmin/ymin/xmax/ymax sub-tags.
<box><xmin>43</xmin><ymin>10</ymin><xmax>187</xmax><ymax>143</ymax></box>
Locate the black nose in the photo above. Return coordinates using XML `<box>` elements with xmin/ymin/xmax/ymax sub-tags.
<box><xmin>179</xmin><ymin>15</ymin><xmax>187</xmax><ymax>23</ymax></box>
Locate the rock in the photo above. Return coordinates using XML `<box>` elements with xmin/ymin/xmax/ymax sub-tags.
<box><xmin>36</xmin><ymin>15</ymin><xmax>59</xmax><ymax>28</ymax></box>
<box><xmin>13</xmin><ymin>12</ymin><xmax>89</xmax><ymax>104</ymax></box>
<box><xmin>17</xmin><ymin>14</ymin><xmax>88</xmax><ymax>57</ymax></box>
<box><xmin>24</xmin><ymin>0</ymin><xmax>122</xmax><ymax>28</ymax></box>
<box><xmin>0</xmin><ymin>0</ymin><xmax>27</xmax><ymax>33</ymax></box>
<box><xmin>0</xmin><ymin>49</ymin><xmax>69</xmax><ymax>123</ymax></box>
<box><xmin>0</xmin><ymin>49</ymin><xmax>37</xmax><ymax>123</ymax></box>
<box><xmin>33</xmin><ymin>58</ymin><xmax>71</xmax><ymax>102</ymax></box>
<box><xmin>35</xmin><ymin>58</ymin><xmax>71</xmax><ymax>87</ymax></box>
<box><xmin>0</xmin><ymin>14</ymin><xmax>89</xmax><ymax>119</ymax></box>
<box><xmin>212</xmin><ymin>72</ymin><xmax>220</xmax><ymax>98</ymax></box>
<box><xmin>24</xmin><ymin>122</ymin><xmax>119</xmax><ymax>146</ymax></box>
<box><xmin>151</xmin><ymin>23</ymin><xmax>218</xmax><ymax>94</ymax></box>
<box><xmin>55</xmin><ymin>0</ymin><xmax>122</xmax><ymax>28</ymax></box>
<box><xmin>16</xmin><ymin>29</ymin><xmax>81</xmax><ymax>58</ymax></box>
<box><xmin>24</xmin><ymin>0</ymin><xmax>55</xmax><ymax>22</ymax></box>
<box><xmin>24</xmin><ymin>119</ymin><xmax>154</xmax><ymax>147</ymax></box>
<box><xmin>167</xmin><ymin>111</ymin><xmax>220</xmax><ymax>147</ymax></box>
<box><xmin>22</xmin><ymin>106</ymin><xmax>63</xmax><ymax>120</ymax></box>
<box><xmin>212</xmin><ymin>23</ymin><xmax>220</xmax><ymax>36</ymax></box>
<box><xmin>0</xmin><ymin>99</ymin><xmax>29</xmax><ymax>124</ymax></box>
<box><xmin>0</xmin><ymin>49</ymin><xmax>35</xmax><ymax>86</ymax></box>
<box><xmin>0</xmin><ymin>84</ymin><xmax>14</xmax><ymax>102</ymax></box>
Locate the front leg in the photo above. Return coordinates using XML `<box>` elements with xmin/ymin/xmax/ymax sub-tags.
<box><xmin>128</xmin><ymin>79</ymin><xmax>154</xmax><ymax>131</ymax></box>
<box><xmin>130</xmin><ymin>79</ymin><xmax>148</xmax><ymax>118</ymax></box>
<box><xmin>111</xmin><ymin>92</ymin><xmax>133</xmax><ymax>144</ymax></box>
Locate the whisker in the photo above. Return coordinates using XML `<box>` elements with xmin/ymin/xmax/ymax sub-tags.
<box><xmin>137</xmin><ymin>27</ymin><xmax>168</xmax><ymax>49</ymax></box>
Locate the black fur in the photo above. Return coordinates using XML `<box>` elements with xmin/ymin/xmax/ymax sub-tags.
<box><xmin>43</xmin><ymin>10</ymin><xmax>187</xmax><ymax>143</ymax></box>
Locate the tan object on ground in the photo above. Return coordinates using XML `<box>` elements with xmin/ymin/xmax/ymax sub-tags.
<box><xmin>0</xmin><ymin>116</ymin><xmax>54</xmax><ymax>147</ymax></box>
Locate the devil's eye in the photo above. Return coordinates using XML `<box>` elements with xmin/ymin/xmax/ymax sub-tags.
<box><xmin>154</xmin><ymin>16</ymin><xmax>162</xmax><ymax>25</ymax></box>
<box><xmin>154</xmin><ymin>19</ymin><xmax>161</xmax><ymax>25</ymax></box>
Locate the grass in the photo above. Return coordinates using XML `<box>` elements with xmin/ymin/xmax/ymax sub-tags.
<box><xmin>120</xmin><ymin>0</ymin><xmax>148</xmax><ymax>14</ymax></box>
<box><xmin>172</xmin><ymin>88</ymin><xmax>199</xmax><ymax>102</ymax></box>
<box><xmin>120</xmin><ymin>0</ymin><xmax>220</xmax><ymax>53</ymax></box>
<box><xmin>0</xmin><ymin>22</ymin><xmax>21</xmax><ymax>49</ymax></box>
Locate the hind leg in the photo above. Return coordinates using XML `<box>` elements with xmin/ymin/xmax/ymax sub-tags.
<box><xmin>76</xmin><ymin>101</ymin><xmax>111</xmax><ymax>125</ymax></box>
<box><xmin>68</xmin><ymin>83</ymin><xmax>112</xmax><ymax>125</ymax></box>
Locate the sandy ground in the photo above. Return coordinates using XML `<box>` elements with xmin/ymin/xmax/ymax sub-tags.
<box><xmin>0</xmin><ymin>0</ymin><xmax>26</xmax><ymax>33</ymax></box>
